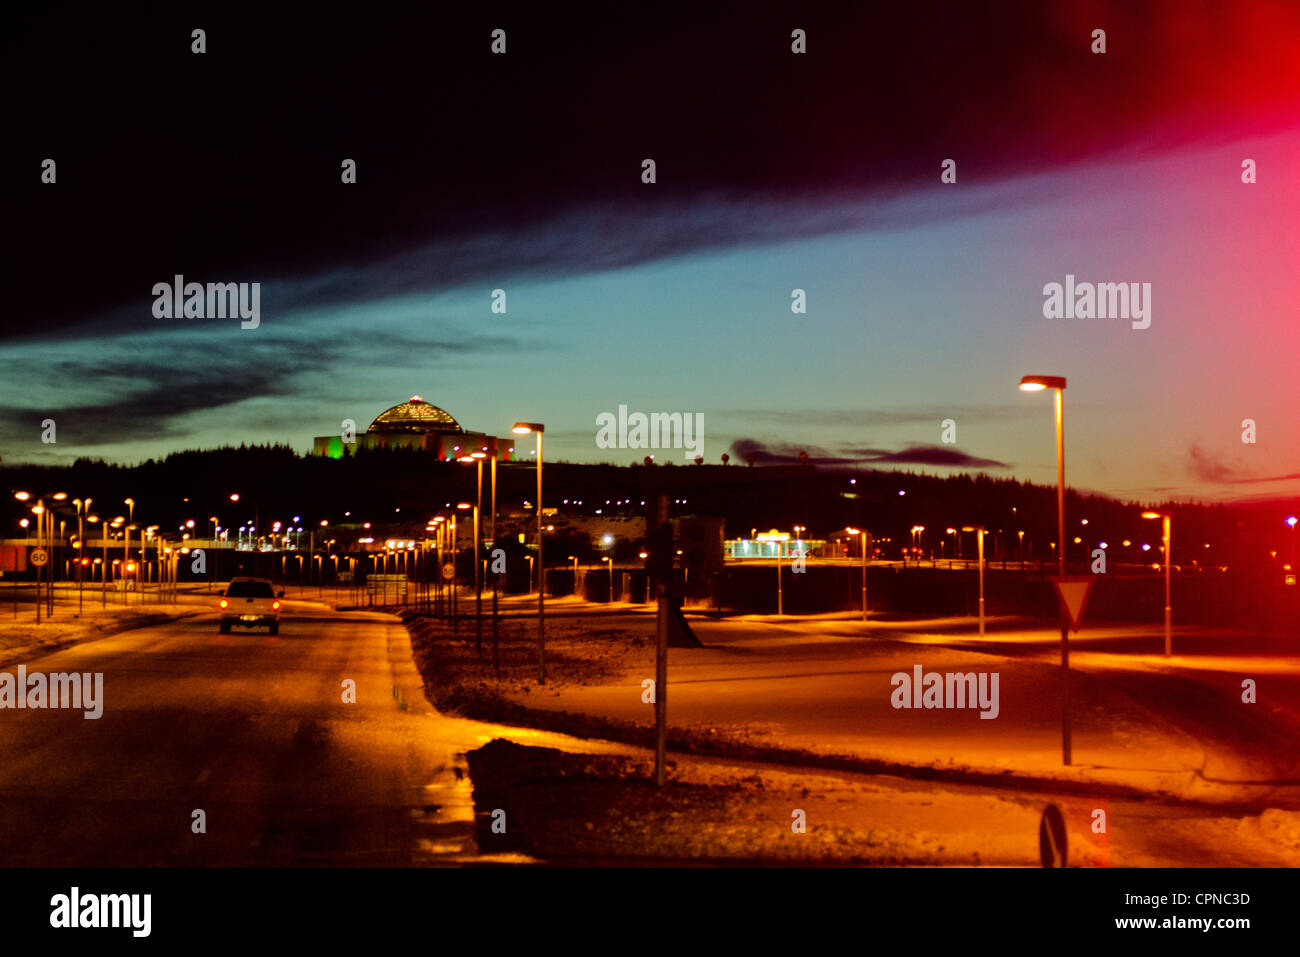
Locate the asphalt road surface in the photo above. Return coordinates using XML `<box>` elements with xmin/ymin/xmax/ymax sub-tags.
<box><xmin>3</xmin><ymin>597</ymin><xmax>1296</xmax><ymax>867</ymax></box>
<box><xmin>0</xmin><ymin>599</ymin><xmax>549</xmax><ymax>866</ymax></box>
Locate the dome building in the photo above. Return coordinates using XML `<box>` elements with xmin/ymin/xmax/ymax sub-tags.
<box><xmin>313</xmin><ymin>396</ymin><xmax>512</xmax><ymax>461</ymax></box>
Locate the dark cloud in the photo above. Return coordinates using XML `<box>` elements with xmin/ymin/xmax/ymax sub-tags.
<box><xmin>1187</xmin><ymin>442</ymin><xmax>1300</xmax><ymax>485</ymax></box>
<box><xmin>7</xmin><ymin>1</ymin><xmax>1300</xmax><ymax>341</ymax></box>
<box><xmin>713</xmin><ymin>404</ymin><xmax>1033</xmax><ymax>429</ymax></box>
<box><xmin>729</xmin><ymin>438</ymin><xmax>1008</xmax><ymax>470</ymax></box>
<box><xmin>0</xmin><ymin>330</ymin><xmax>527</xmax><ymax>450</ymax></box>
<box><xmin>1187</xmin><ymin>443</ymin><xmax>1238</xmax><ymax>483</ymax></box>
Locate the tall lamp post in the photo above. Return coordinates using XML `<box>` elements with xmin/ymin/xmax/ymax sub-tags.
<box><xmin>513</xmin><ymin>422</ymin><xmax>546</xmax><ymax>684</ymax></box>
<box><xmin>123</xmin><ymin>498</ymin><xmax>135</xmax><ymax>605</ymax></box>
<box><xmin>488</xmin><ymin>438</ymin><xmax>500</xmax><ymax>670</ymax></box>
<box><xmin>459</xmin><ymin>451</ymin><xmax>487</xmax><ymax>655</ymax></box>
<box><xmin>208</xmin><ymin>516</ymin><xmax>220</xmax><ymax>591</ymax></box>
<box><xmin>456</xmin><ymin>499</ymin><xmax>480</xmax><ymax>649</ymax></box>
<box><xmin>962</xmin><ymin>525</ymin><xmax>987</xmax><ymax>636</ymax></box>
<box><xmin>1019</xmin><ymin>374</ymin><xmax>1069</xmax><ymax>764</ymax></box>
<box><xmin>74</xmin><ymin>497</ymin><xmax>92</xmax><ymax>615</ymax></box>
<box><xmin>1141</xmin><ymin>510</ymin><xmax>1173</xmax><ymax>656</ymax></box>
<box><xmin>847</xmin><ymin>527</ymin><xmax>869</xmax><ymax>621</ymax></box>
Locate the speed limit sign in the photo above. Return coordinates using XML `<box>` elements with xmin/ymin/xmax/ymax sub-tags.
<box><xmin>440</xmin><ymin>564</ymin><xmax>455</xmax><ymax>581</ymax></box>
<box><xmin>29</xmin><ymin>548</ymin><xmax>49</xmax><ymax>567</ymax></box>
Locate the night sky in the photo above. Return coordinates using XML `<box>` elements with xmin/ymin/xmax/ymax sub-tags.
<box><xmin>5</xmin><ymin>1</ymin><xmax>1299</xmax><ymax>501</ymax></box>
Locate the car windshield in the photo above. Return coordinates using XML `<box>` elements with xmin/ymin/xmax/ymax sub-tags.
<box><xmin>225</xmin><ymin>581</ymin><xmax>275</xmax><ymax>598</ymax></box>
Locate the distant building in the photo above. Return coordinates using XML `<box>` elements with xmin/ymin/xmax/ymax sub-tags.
<box><xmin>312</xmin><ymin>396</ymin><xmax>513</xmax><ymax>461</ymax></box>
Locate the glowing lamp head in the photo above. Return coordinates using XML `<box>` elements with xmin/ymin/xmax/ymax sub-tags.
<box><xmin>512</xmin><ymin>422</ymin><xmax>545</xmax><ymax>434</ymax></box>
<box><xmin>1018</xmin><ymin>374</ymin><xmax>1066</xmax><ymax>392</ymax></box>
<box><xmin>1287</xmin><ymin>516</ymin><xmax>1298</xmax><ymax>528</ymax></box>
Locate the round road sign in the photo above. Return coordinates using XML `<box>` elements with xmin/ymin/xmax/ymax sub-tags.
<box><xmin>440</xmin><ymin>564</ymin><xmax>455</xmax><ymax>581</ymax></box>
<box><xmin>29</xmin><ymin>548</ymin><xmax>49</xmax><ymax>567</ymax></box>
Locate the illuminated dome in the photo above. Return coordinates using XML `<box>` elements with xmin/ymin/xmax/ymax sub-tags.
<box><xmin>367</xmin><ymin>396</ymin><xmax>462</xmax><ymax>434</ymax></box>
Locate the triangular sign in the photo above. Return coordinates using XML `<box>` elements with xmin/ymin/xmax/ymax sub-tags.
<box><xmin>1050</xmin><ymin>576</ymin><xmax>1094</xmax><ymax>632</ymax></box>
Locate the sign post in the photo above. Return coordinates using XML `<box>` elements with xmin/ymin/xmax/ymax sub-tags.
<box><xmin>1039</xmin><ymin>804</ymin><xmax>1067</xmax><ymax>867</ymax></box>
<box><xmin>30</xmin><ymin>548</ymin><xmax>49</xmax><ymax>625</ymax></box>
<box><xmin>1050</xmin><ymin>576</ymin><xmax>1093</xmax><ymax>767</ymax></box>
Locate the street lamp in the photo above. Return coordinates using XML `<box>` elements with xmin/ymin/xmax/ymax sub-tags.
<box><xmin>962</xmin><ymin>526</ymin><xmax>987</xmax><ymax>636</ymax></box>
<box><xmin>1142</xmin><ymin>510</ymin><xmax>1173</xmax><ymax>656</ymax></box>
<box><xmin>603</xmin><ymin>555</ymin><xmax>613</xmax><ymax>603</ymax></box>
<box><xmin>124</xmin><ymin>499</ymin><xmax>136</xmax><ymax>591</ymax></box>
<box><xmin>1019</xmin><ymin>373</ymin><xmax>1071</xmax><ymax>764</ymax></box>
<box><xmin>513</xmin><ymin>421</ymin><xmax>546</xmax><ymax>684</ymax></box>
<box><xmin>73</xmin><ymin>497</ymin><xmax>92</xmax><ymax>614</ymax></box>
<box><xmin>15</xmin><ymin>492</ymin><xmax>49</xmax><ymax>621</ymax></box>
<box><xmin>1287</xmin><ymin>516</ymin><xmax>1298</xmax><ymax>573</ymax></box>
<box><xmin>846</xmin><ymin>527</ymin><xmax>869</xmax><ymax>621</ymax></box>
<box><xmin>457</xmin><ymin>460</ymin><xmax>484</xmax><ymax>654</ymax></box>
<box><xmin>460</xmin><ymin>451</ymin><xmax>487</xmax><ymax>653</ymax></box>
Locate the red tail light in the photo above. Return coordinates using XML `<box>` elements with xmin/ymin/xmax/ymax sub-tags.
<box><xmin>219</xmin><ymin>599</ymin><xmax>228</xmax><ymax>608</ymax></box>
<box><xmin>272</xmin><ymin>601</ymin><xmax>280</xmax><ymax>610</ymax></box>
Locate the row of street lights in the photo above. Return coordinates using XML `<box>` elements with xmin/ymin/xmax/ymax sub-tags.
<box><xmin>421</xmin><ymin>422</ymin><xmax>546</xmax><ymax>681</ymax></box>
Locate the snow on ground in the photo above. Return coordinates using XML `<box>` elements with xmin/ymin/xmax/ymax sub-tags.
<box><xmin>0</xmin><ymin>585</ymin><xmax>211</xmax><ymax>667</ymax></box>
<box><xmin>418</xmin><ymin>605</ymin><xmax>1281</xmax><ymax>799</ymax></box>
<box><xmin>400</xmin><ymin>598</ymin><xmax>1300</xmax><ymax>863</ymax></box>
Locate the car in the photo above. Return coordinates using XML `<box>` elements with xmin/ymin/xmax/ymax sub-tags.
<box><xmin>218</xmin><ymin>577</ymin><xmax>284</xmax><ymax>634</ymax></box>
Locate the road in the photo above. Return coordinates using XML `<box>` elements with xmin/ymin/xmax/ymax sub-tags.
<box><xmin>0</xmin><ymin>596</ymin><xmax>628</xmax><ymax>866</ymax></box>
<box><xmin>3</xmin><ymin>593</ymin><xmax>1297</xmax><ymax>867</ymax></box>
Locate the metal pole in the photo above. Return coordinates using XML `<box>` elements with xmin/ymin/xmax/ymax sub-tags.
<box><xmin>78</xmin><ymin>510</ymin><xmax>84</xmax><ymax>615</ymax></box>
<box><xmin>536</xmin><ymin>432</ymin><xmax>545</xmax><ymax>685</ymax></box>
<box><xmin>654</xmin><ymin>493</ymin><xmax>669</xmax><ymax>786</ymax></box>
<box><xmin>490</xmin><ymin>450</ymin><xmax>499</xmax><ymax>671</ymax></box>
<box><xmin>1055</xmin><ymin>388</ymin><xmax>1071</xmax><ymax>766</ymax></box>
<box><xmin>776</xmin><ymin>543</ymin><xmax>783</xmax><ymax>615</ymax></box>
<box><xmin>1170</xmin><ymin>514</ymin><xmax>1180</xmax><ymax>657</ymax></box>
<box><xmin>977</xmin><ymin>528</ymin><xmax>985</xmax><ymax>636</ymax></box>
<box><xmin>35</xmin><ymin>504</ymin><xmax>42</xmax><ymax>625</ymax></box>
<box><xmin>860</xmin><ymin>531</ymin><xmax>868</xmax><ymax>621</ymax></box>
<box><xmin>475</xmin><ymin>460</ymin><xmax>483</xmax><ymax>656</ymax></box>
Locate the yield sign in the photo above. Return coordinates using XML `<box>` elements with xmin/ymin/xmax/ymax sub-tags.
<box><xmin>1050</xmin><ymin>576</ymin><xmax>1093</xmax><ymax>632</ymax></box>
